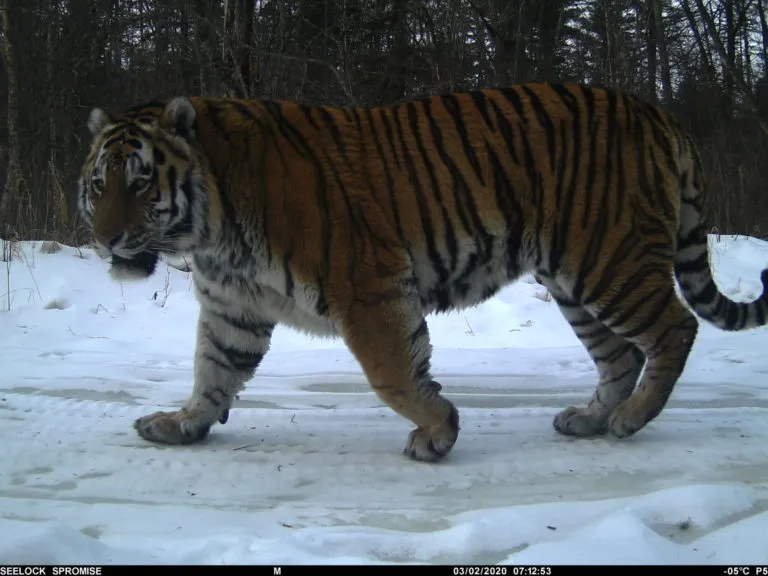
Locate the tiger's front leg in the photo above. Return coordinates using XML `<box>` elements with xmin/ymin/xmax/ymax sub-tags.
<box><xmin>134</xmin><ymin>305</ymin><xmax>274</xmax><ymax>445</ymax></box>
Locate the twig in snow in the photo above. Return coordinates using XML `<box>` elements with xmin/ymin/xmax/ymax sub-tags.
<box><xmin>68</xmin><ymin>326</ymin><xmax>110</xmax><ymax>339</ymax></box>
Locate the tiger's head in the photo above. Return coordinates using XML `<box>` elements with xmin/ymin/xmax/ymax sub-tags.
<box><xmin>78</xmin><ymin>97</ymin><xmax>209</xmax><ymax>281</ymax></box>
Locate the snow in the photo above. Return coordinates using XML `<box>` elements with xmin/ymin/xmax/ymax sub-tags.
<box><xmin>1</xmin><ymin>235</ymin><xmax>767</xmax><ymax>565</ymax></box>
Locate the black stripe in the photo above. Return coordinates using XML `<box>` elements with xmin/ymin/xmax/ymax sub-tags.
<box><xmin>521</xmin><ymin>85</ymin><xmax>557</xmax><ymax>172</ymax></box>
<box><xmin>101</xmin><ymin>123</ymin><xmax>131</xmax><ymax>144</ymax></box>
<box><xmin>315</xmin><ymin>280</ymin><xmax>329</xmax><ymax>316</ymax></box>
<box><xmin>408</xmin><ymin>102</ymin><xmax>459</xmax><ymax>273</ymax></box>
<box><xmin>262</xmin><ymin>101</ymin><xmax>332</xmax><ymax>280</ymax></box>
<box><xmin>554</xmin><ymin>86</ymin><xmax>582</xmax><ymax>278</ymax></box>
<box><xmin>246</xmin><ymin>122</ymin><xmax>271</xmax><ymax>264</ymax></box>
<box><xmin>424</xmin><ymin>97</ymin><xmax>495</xmax><ymax>271</ymax></box>
<box><xmin>262</xmin><ymin>101</ymin><xmax>310</xmax><ymax>159</ymax></box>
<box><xmin>708</xmin><ymin>286</ymin><xmax>727</xmax><ymax>320</ymax></box>
<box><xmin>317</xmin><ymin>107</ymin><xmax>351</xmax><ymax>165</ymax></box>
<box><xmin>593</xmin><ymin>342</ymin><xmax>634</xmax><ymax>365</ymax></box>
<box><xmin>725</xmin><ymin>296</ymin><xmax>741</xmax><ymax>330</ymax></box>
<box><xmin>645</xmin><ymin>104</ymin><xmax>678</xmax><ymax>175</ymax></box>
<box><xmin>202</xmin><ymin>391</ymin><xmax>221</xmax><ymax>407</ymax></box>
<box><xmin>674</xmin><ymin>252</ymin><xmax>709</xmax><ymax>274</ymax></box>
<box><xmin>619</xmin><ymin>289</ymin><xmax>675</xmax><ymax>339</ymax></box>
<box><xmin>166</xmin><ymin>168</ymin><xmax>195</xmax><ymax>238</ymax></box>
<box><xmin>283</xmin><ymin>248</ymin><xmax>295</xmax><ymax>298</ymax></box>
<box><xmin>486</xmin><ymin>142</ymin><xmax>523</xmax><ymax>277</ymax></box>
<box><xmin>209</xmin><ymin>309</ymin><xmax>273</xmax><ymax>337</ymax></box>
<box><xmin>577</xmin><ymin>325</ymin><xmax>611</xmax><ymax>340</ymax></box>
<box><xmin>202</xmin><ymin>352</ymin><xmax>234</xmax><ymax>373</ymax></box>
<box><xmin>582</xmin><ymin>114</ymin><xmax>600</xmax><ymax>230</ymax></box>
<box><xmin>585</xmin><ymin>333</ymin><xmax>614</xmax><ymax>353</ymax></box>
<box><xmin>488</xmin><ymin>99</ymin><xmax>519</xmax><ymax>164</ymax></box>
<box><xmin>167</xmin><ymin>166</ymin><xmax>178</xmax><ymax>216</ymax></box>
<box><xmin>379</xmin><ymin>108</ymin><xmax>402</xmax><ymax>170</ymax></box>
<box><xmin>410</xmin><ymin>320</ymin><xmax>428</xmax><ymax>346</ymax></box>
<box><xmin>232</xmin><ymin>100</ymin><xmax>258</xmax><ymax>123</ymax></box>
<box><xmin>206</xmin><ymin>101</ymin><xmax>233</xmax><ymax>144</ymax></box>
<box><xmin>195</xmin><ymin>283</ymin><xmax>228</xmax><ymax>306</ymax></box>
<box><xmin>319</xmin><ymin>143</ymin><xmax>361</xmax><ymax>291</ymax></box>
<box><xmin>153</xmin><ymin>147</ymin><xmax>166</xmax><ymax>166</ymax></box>
<box><xmin>364</xmin><ymin>108</ymin><xmax>405</xmax><ymax>244</ymax></box>
<box><xmin>499</xmin><ymin>88</ymin><xmax>527</xmax><ymax>126</ymax></box>
<box><xmin>441</xmin><ymin>94</ymin><xmax>484</xmax><ymax>184</ymax></box>
<box><xmin>677</xmin><ymin>220</ymin><xmax>705</xmax><ymax>248</ymax></box>
<box><xmin>602</xmin><ymin>89</ymin><xmax>619</xmax><ymax>226</ymax></box>
<box><xmin>517</xmin><ymin>123</ymin><xmax>544</xmax><ymax>268</ymax></box>
<box><xmin>601</xmin><ymin>366</ymin><xmax>638</xmax><ymax>384</ymax></box>
<box><xmin>566</xmin><ymin>315</ymin><xmax>595</xmax><ymax>328</ymax></box>
<box><xmin>645</xmin><ymin>316</ymin><xmax>698</xmax><ymax>359</ymax></box>
<box><xmin>392</xmin><ymin>104</ymin><xmax>449</xmax><ymax>284</ymax></box>
<box><xmin>597</xmin><ymin>267</ymin><xmax>670</xmax><ymax>326</ymax></box>
<box><xmin>469</xmin><ymin>90</ymin><xmax>494</xmax><ymax>129</ymax></box>
<box><xmin>203</xmin><ymin>322</ymin><xmax>265</xmax><ymax>372</ymax></box>
<box><xmin>300</xmin><ymin>105</ymin><xmax>321</xmax><ymax>130</ymax></box>
<box><xmin>413</xmin><ymin>356</ymin><xmax>431</xmax><ymax>382</ymax></box>
<box><xmin>756</xmin><ymin>299</ymin><xmax>766</xmax><ymax>326</ymax></box>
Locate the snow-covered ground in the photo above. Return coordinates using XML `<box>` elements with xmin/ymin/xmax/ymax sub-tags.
<box><xmin>1</xmin><ymin>236</ymin><xmax>767</xmax><ymax>565</ymax></box>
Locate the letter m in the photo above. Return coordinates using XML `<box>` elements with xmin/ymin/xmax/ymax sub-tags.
<box><xmin>273</xmin><ymin>568</ymin><xmax>281</xmax><ymax>576</ymax></box>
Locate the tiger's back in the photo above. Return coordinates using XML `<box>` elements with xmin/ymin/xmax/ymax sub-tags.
<box><xmin>78</xmin><ymin>83</ymin><xmax>768</xmax><ymax>461</ymax></box>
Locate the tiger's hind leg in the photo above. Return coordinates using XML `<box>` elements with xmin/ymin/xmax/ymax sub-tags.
<box><xmin>340</xmin><ymin>297</ymin><xmax>459</xmax><ymax>462</ymax></box>
<box><xmin>583</xmin><ymin>268</ymin><xmax>699</xmax><ymax>438</ymax></box>
<box><xmin>546</xmin><ymin>287</ymin><xmax>646</xmax><ymax>437</ymax></box>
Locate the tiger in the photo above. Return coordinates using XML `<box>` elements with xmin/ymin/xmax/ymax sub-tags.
<box><xmin>77</xmin><ymin>83</ymin><xmax>768</xmax><ymax>462</ymax></box>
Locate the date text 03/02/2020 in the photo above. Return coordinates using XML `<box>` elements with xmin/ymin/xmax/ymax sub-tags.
<box><xmin>453</xmin><ymin>567</ymin><xmax>552</xmax><ymax>575</ymax></box>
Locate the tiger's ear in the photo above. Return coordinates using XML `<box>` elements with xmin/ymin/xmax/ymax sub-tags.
<box><xmin>163</xmin><ymin>97</ymin><xmax>196</xmax><ymax>138</ymax></box>
<box><xmin>88</xmin><ymin>108</ymin><xmax>114</xmax><ymax>135</ymax></box>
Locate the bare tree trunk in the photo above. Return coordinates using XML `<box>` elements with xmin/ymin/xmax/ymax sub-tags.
<box><xmin>691</xmin><ymin>0</ymin><xmax>768</xmax><ymax>133</ymax></box>
<box><xmin>651</xmin><ymin>0</ymin><xmax>673</xmax><ymax>106</ymax></box>
<box><xmin>725</xmin><ymin>0</ymin><xmax>736</xmax><ymax>111</ymax></box>
<box><xmin>758</xmin><ymin>0</ymin><xmax>768</xmax><ymax>72</ymax></box>
<box><xmin>537</xmin><ymin>0</ymin><xmax>565</xmax><ymax>81</ymax></box>
<box><xmin>223</xmin><ymin>0</ymin><xmax>255</xmax><ymax>98</ymax></box>
<box><xmin>0</xmin><ymin>0</ymin><xmax>23</xmax><ymax>236</ymax></box>
<box><xmin>645</xmin><ymin>1</ymin><xmax>658</xmax><ymax>101</ymax></box>
<box><xmin>744</xmin><ymin>9</ymin><xmax>753</xmax><ymax>87</ymax></box>
<box><xmin>681</xmin><ymin>0</ymin><xmax>715</xmax><ymax>76</ymax></box>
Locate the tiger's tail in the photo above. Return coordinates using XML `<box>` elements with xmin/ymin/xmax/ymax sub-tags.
<box><xmin>674</xmin><ymin>136</ymin><xmax>768</xmax><ymax>331</ymax></box>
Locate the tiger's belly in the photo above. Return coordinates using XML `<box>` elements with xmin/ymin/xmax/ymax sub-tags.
<box><xmin>251</xmin><ymin>282</ymin><xmax>338</xmax><ymax>337</ymax></box>
<box><xmin>409</xmin><ymin>235</ymin><xmax>525</xmax><ymax>315</ymax></box>
<box><xmin>192</xmin><ymin>256</ymin><xmax>338</xmax><ymax>338</ymax></box>
<box><xmin>192</xmin><ymin>230</ymin><xmax>526</xmax><ymax>337</ymax></box>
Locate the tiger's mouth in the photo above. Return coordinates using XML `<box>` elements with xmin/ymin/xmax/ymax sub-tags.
<box><xmin>109</xmin><ymin>250</ymin><xmax>159</xmax><ymax>281</ymax></box>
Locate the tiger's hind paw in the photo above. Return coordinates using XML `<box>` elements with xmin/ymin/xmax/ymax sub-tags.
<box><xmin>608</xmin><ymin>399</ymin><xmax>650</xmax><ymax>438</ymax></box>
<box><xmin>134</xmin><ymin>409</ymin><xmax>213</xmax><ymax>445</ymax></box>
<box><xmin>553</xmin><ymin>406</ymin><xmax>608</xmax><ymax>437</ymax></box>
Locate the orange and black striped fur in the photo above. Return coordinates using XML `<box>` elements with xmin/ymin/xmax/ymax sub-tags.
<box><xmin>78</xmin><ymin>83</ymin><xmax>768</xmax><ymax>461</ymax></box>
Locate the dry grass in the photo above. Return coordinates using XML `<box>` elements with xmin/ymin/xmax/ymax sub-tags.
<box><xmin>39</xmin><ymin>240</ymin><xmax>63</xmax><ymax>254</ymax></box>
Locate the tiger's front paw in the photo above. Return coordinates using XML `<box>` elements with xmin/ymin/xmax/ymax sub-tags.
<box><xmin>134</xmin><ymin>409</ymin><xmax>214</xmax><ymax>445</ymax></box>
<box><xmin>403</xmin><ymin>403</ymin><xmax>460</xmax><ymax>462</ymax></box>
